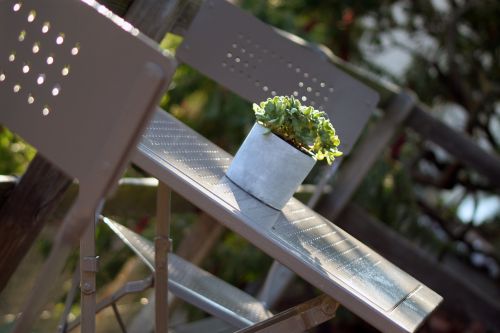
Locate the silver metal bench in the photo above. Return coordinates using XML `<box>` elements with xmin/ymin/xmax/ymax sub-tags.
<box><xmin>131</xmin><ymin>108</ymin><xmax>442</xmax><ymax>333</ymax></box>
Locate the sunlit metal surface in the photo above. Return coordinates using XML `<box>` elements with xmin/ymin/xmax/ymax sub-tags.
<box><xmin>103</xmin><ymin>217</ymin><xmax>273</xmax><ymax>328</ymax></box>
<box><xmin>133</xmin><ymin>110</ymin><xmax>442</xmax><ymax>333</ymax></box>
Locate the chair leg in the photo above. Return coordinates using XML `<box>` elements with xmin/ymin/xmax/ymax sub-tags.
<box><xmin>111</xmin><ymin>302</ymin><xmax>128</xmax><ymax>333</ymax></box>
<box><xmin>155</xmin><ymin>181</ymin><xmax>171</xmax><ymax>333</ymax></box>
<box><xmin>57</xmin><ymin>264</ymin><xmax>81</xmax><ymax>333</ymax></box>
<box><xmin>81</xmin><ymin>216</ymin><xmax>98</xmax><ymax>333</ymax></box>
<box><xmin>66</xmin><ymin>276</ymin><xmax>154</xmax><ymax>332</ymax></box>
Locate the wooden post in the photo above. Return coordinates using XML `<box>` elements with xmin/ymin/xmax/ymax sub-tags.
<box><xmin>0</xmin><ymin>155</ymin><xmax>71</xmax><ymax>293</ymax></box>
<box><xmin>317</xmin><ymin>91</ymin><xmax>416</xmax><ymax>217</ymax></box>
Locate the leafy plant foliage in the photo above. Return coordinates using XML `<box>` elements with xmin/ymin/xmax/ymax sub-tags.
<box><xmin>253</xmin><ymin>96</ymin><xmax>342</xmax><ymax>165</ymax></box>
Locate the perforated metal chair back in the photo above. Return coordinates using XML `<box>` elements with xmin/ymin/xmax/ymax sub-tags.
<box><xmin>176</xmin><ymin>0</ymin><xmax>379</xmax><ymax>154</ymax></box>
<box><xmin>0</xmin><ymin>0</ymin><xmax>175</xmax><ymax>202</ymax></box>
<box><xmin>0</xmin><ymin>1</ymin><xmax>176</xmax><ymax>332</ymax></box>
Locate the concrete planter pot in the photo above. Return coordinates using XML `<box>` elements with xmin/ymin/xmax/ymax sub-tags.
<box><xmin>226</xmin><ymin>122</ymin><xmax>316</xmax><ymax>210</ymax></box>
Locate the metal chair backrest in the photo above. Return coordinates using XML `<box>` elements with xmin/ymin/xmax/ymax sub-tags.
<box><xmin>1</xmin><ymin>1</ymin><xmax>176</xmax><ymax>332</ymax></box>
<box><xmin>0</xmin><ymin>0</ymin><xmax>175</xmax><ymax>205</ymax></box>
<box><xmin>176</xmin><ymin>0</ymin><xmax>379</xmax><ymax>155</ymax></box>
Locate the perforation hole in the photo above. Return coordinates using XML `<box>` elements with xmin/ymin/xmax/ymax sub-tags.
<box><xmin>22</xmin><ymin>63</ymin><xmax>30</xmax><ymax>73</ymax></box>
<box><xmin>18</xmin><ymin>30</ymin><xmax>26</xmax><ymax>42</ymax></box>
<box><xmin>271</xmin><ymin>91</ymin><xmax>276</xmax><ymax>96</ymax></box>
<box><xmin>37</xmin><ymin>74</ymin><xmax>45</xmax><ymax>85</ymax></box>
<box><xmin>263</xmin><ymin>86</ymin><xmax>269</xmax><ymax>92</ymax></box>
<box><xmin>295</xmin><ymin>67</ymin><xmax>301</xmax><ymax>73</ymax></box>
<box><xmin>235</xmin><ymin>57</ymin><xmax>240</xmax><ymax>63</ymax></box>
<box><xmin>32</xmin><ymin>42</ymin><xmax>40</xmax><ymax>53</ymax></box>
<box><xmin>42</xmin><ymin>22</ymin><xmax>50</xmax><ymax>33</ymax></box>
<box><xmin>293</xmin><ymin>91</ymin><xmax>298</xmax><ymax>96</ymax></box>
<box><xmin>329</xmin><ymin>87</ymin><xmax>334</xmax><ymax>93</ymax></box>
<box><xmin>287</xmin><ymin>62</ymin><xmax>292</xmax><ymax>68</ymax></box>
<box><xmin>301</xmin><ymin>96</ymin><xmax>307</xmax><ymax>102</ymax></box>
<box><xmin>56</xmin><ymin>33</ymin><xmax>65</xmax><ymax>45</ymax></box>
<box><xmin>13</xmin><ymin>2</ymin><xmax>22</xmax><ymax>11</ymax></box>
<box><xmin>320</xmin><ymin>82</ymin><xmax>325</xmax><ymax>87</ymax></box>
<box><xmin>226</xmin><ymin>52</ymin><xmax>232</xmax><ymax>59</ymax></box>
<box><xmin>298</xmin><ymin>82</ymin><xmax>304</xmax><ymax>87</ymax></box>
<box><xmin>51</xmin><ymin>85</ymin><xmax>61</xmax><ymax>96</ymax></box>
<box><xmin>323</xmin><ymin>96</ymin><xmax>329</xmax><ymax>102</ymax></box>
<box><xmin>27</xmin><ymin>10</ymin><xmax>36</xmax><ymax>22</ymax></box>
<box><xmin>241</xmin><ymin>48</ymin><xmax>246</xmax><ymax>54</ymax></box>
<box><xmin>306</xmin><ymin>87</ymin><xmax>312</xmax><ymax>92</ymax></box>
<box><xmin>13</xmin><ymin>84</ymin><xmax>21</xmax><ymax>93</ymax></box>
<box><xmin>8</xmin><ymin>52</ymin><xmax>16</xmax><ymax>62</ymax></box>
<box><xmin>232</xmin><ymin>43</ymin><xmax>237</xmax><ymax>49</ymax></box>
<box><xmin>0</xmin><ymin>72</ymin><xmax>6</xmax><ymax>82</ymax></box>
<box><xmin>42</xmin><ymin>106</ymin><xmax>50</xmax><ymax>116</ymax></box>
<box><xmin>71</xmin><ymin>44</ymin><xmax>80</xmax><ymax>55</ymax></box>
<box><xmin>304</xmin><ymin>73</ymin><xmax>309</xmax><ymax>78</ymax></box>
<box><xmin>46</xmin><ymin>55</ymin><xmax>54</xmax><ymax>65</ymax></box>
<box><xmin>27</xmin><ymin>94</ymin><xmax>34</xmax><ymax>104</ymax></box>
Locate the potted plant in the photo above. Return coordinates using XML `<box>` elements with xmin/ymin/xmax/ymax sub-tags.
<box><xmin>226</xmin><ymin>96</ymin><xmax>342</xmax><ymax>210</ymax></box>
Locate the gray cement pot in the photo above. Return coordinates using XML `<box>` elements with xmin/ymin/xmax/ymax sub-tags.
<box><xmin>226</xmin><ymin>122</ymin><xmax>316</xmax><ymax>210</ymax></box>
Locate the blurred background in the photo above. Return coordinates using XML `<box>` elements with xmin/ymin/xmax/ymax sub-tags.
<box><xmin>0</xmin><ymin>0</ymin><xmax>499</xmax><ymax>332</ymax></box>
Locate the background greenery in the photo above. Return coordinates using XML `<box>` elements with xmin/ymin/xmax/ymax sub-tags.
<box><xmin>0</xmin><ymin>0</ymin><xmax>498</xmax><ymax>332</ymax></box>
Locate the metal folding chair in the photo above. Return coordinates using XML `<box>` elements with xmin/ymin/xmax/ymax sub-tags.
<box><xmin>0</xmin><ymin>0</ymin><xmax>175</xmax><ymax>332</ymax></box>
<box><xmin>90</xmin><ymin>0</ymin><xmax>441</xmax><ymax>332</ymax></box>
<box><xmin>173</xmin><ymin>0</ymin><xmax>382</xmax><ymax>309</ymax></box>
<box><xmin>119</xmin><ymin>105</ymin><xmax>441</xmax><ymax>333</ymax></box>
<box><xmin>174</xmin><ymin>0</ymin><xmax>383</xmax><ymax>319</ymax></box>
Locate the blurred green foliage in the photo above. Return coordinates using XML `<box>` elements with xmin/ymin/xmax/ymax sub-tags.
<box><xmin>0</xmin><ymin>127</ymin><xmax>35</xmax><ymax>175</ymax></box>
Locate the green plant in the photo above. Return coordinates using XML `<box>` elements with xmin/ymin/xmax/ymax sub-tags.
<box><xmin>253</xmin><ymin>96</ymin><xmax>342</xmax><ymax>164</ymax></box>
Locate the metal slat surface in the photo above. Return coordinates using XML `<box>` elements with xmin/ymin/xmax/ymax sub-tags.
<box><xmin>132</xmin><ymin>110</ymin><xmax>442</xmax><ymax>333</ymax></box>
<box><xmin>171</xmin><ymin>317</ymin><xmax>236</xmax><ymax>333</ymax></box>
<box><xmin>103</xmin><ymin>217</ymin><xmax>272</xmax><ymax>328</ymax></box>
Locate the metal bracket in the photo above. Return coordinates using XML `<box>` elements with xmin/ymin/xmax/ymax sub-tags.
<box><xmin>82</xmin><ymin>256</ymin><xmax>100</xmax><ymax>272</ymax></box>
<box><xmin>235</xmin><ymin>294</ymin><xmax>339</xmax><ymax>333</ymax></box>
<box><xmin>154</xmin><ymin>236</ymin><xmax>172</xmax><ymax>270</ymax></box>
<box><xmin>67</xmin><ymin>275</ymin><xmax>154</xmax><ymax>331</ymax></box>
<box><xmin>81</xmin><ymin>256</ymin><xmax>99</xmax><ymax>295</ymax></box>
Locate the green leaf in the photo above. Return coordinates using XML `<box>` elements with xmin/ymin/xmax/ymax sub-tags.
<box><xmin>252</xmin><ymin>96</ymin><xmax>342</xmax><ymax>165</ymax></box>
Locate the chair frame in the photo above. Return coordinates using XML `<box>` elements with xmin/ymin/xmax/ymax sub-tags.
<box><xmin>0</xmin><ymin>1</ymin><xmax>175</xmax><ymax>332</ymax></box>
